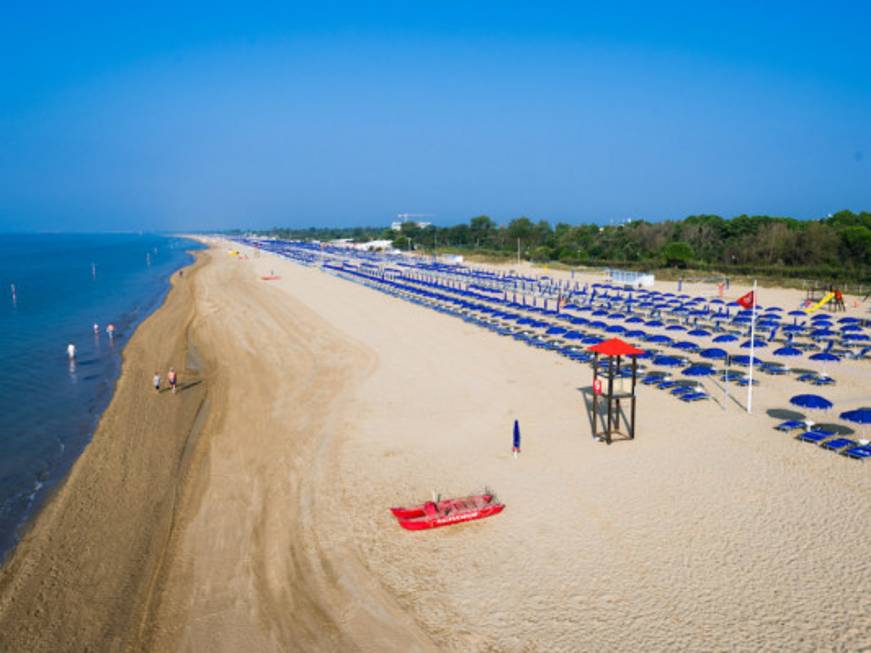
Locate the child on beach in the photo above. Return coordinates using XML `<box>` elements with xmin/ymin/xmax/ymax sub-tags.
<box><xmin>167</xmin><ymin>367</ymin><xmax>177</xmax><ymax>394</ymax></box>
<box><xmin>153</xmin><ymin>372</ymin><xmax>161</xmax><ymax>392</ymax></box>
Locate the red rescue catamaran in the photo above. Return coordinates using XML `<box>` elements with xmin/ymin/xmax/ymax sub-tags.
<box><xmin>390</xmin><ymin>491</ymin><xmax>505</xmax><ymax>531</ymax></box>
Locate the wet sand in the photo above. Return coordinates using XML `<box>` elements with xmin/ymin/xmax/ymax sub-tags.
<box><xmin>1</xmin><ymin>240</ymin><xmax>869</xmax><ymax>652</ymax></box>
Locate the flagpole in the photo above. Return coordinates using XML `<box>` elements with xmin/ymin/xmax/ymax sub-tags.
<box><xmin>747</xmin><ymin>279</ymin><xmax>757</xmax><ymax>414</ymax></box>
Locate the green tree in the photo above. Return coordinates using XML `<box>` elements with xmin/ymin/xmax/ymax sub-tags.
<box><xmin>660</xmin><ymin>241</ymin><xmax>694</xmax><ymax>267</ymax></box>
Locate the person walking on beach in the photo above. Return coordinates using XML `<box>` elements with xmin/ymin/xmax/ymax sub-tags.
<box><xmin>153</xmin><ymin>371</ymin><xmax>161</xmax><ymax>392</ymax></box>
<box><xmin>66</xmin><ymin>342</ymin><xmax>76</xmax><ymax>359</ymax></box>
<box><xmin>167</xmin><ymin>367</ymin><xmax>178</xmax><ymax>394</ymax></box>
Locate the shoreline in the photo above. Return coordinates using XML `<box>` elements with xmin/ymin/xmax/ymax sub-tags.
<box><xmin>0</xmin><ymin>251</ymin><xmax>210</xmax><ymax>651</ymax></box>
<box><xmin>0</xmin><ymin>237</ymin><xmax>201</xmax><ymax>564</ymax></box>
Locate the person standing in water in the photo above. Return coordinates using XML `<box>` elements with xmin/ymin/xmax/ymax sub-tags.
<box><xmin>167</xmin><ymin>367</ymin><xmax>177</xmax><ymax>394</ymax></box>
<box><xmin>107</xmin><ymin>323</ymin><xmax>115</xmax><ymax>338</ymax></box>
<box><xmin>93</xmin><ymin>323</ymin><xmax>100</xmax><ymax>334</ymax></box>
<box><xmin>153</xmin><ymin>371</ymin><xmax>161</xmax><ymax>392</ymax></box>
<box><xmin>66</xmin><ymin>343</ymin><xmax>76</xmax><ymax>359</ymax></box>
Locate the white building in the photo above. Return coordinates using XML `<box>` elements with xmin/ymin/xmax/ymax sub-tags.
<box><xmin>390</xmin><ymin>220</ymin><xmax>431</xmax><ymax>231</ymax></box>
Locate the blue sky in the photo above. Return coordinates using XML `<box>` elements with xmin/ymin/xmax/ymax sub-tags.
<box><xmin>1</xmin><ymin>2</ymin><xmax>869</xmax><ymax>231</ymax></box>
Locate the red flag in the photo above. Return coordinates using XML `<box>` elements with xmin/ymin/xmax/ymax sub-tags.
<box><xmin>736</xmin><ymin>290</ymin><xmax>756</xmax><ymax>309</ymax></box>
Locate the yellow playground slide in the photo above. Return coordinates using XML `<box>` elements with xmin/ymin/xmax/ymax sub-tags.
<box><xmin>804</xmin><ymin>291</ymin><xmax>834</xmax><ymax>314</ymax></box>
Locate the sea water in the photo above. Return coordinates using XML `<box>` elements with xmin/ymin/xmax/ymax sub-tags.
<box><xmin>0</xmin><ymin>233</ymin><xmax>201</xmax><ymax>562</ymax></box>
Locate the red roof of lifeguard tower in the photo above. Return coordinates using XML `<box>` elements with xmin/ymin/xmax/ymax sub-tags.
<box><xmin>586</xmin><ymin>337</ymin><xmax>645</xmax><ymax>357</ymax></box>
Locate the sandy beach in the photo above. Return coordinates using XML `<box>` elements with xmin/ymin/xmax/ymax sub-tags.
<box><xmin>1</xmin><ymin>238</ymin><xmax>869</xmax><ymax>652</ymax></box>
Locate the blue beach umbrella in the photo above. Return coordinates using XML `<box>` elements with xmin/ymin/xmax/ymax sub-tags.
<box><xmin>700</xmin><ymin>347</ymin><xmax>728</xmax><ymax>360</ymax></box>
<box><xmin>546</xmin><ymin>326</ymin><xmax>568</xmax><ymax>335</ymax></box>
<box><xmin>741</xmin><ymin>338</ymin><xmax>768</xmax><ymax>349</ymax></box>
<box><xmin>840</xmin><ymin>408</ymin><xmax>871</xmax><ymax>425</ymax></box>
<box><xmin>773</xmin><ymin>346</ymin><xmax>803</xmax><ymax>358</ymax></box>
<box><xmin>843</xmin><ymin>333</ymin><xmax>870</xmax><ymax>341</ymax></box>
<box><xmin>683</xmin><ymin>365</ymin><xmax>715</xmax><ymax>377</ymax></box>
<box><xmin>646</xmin><ymin>334</ymin><xmax>673</xmax><ymax>344</ymax></box>
<box><xmin>789</xmin><ymin>394</ymin><xmax>833</xmax><ymax>411</ymax></box>
<box><xmin>788</xmin><ymin>310</ymin><xmax>806</xmax><ymax>317</ymax></box>
<box><xmin>652</xmin><ymin>355</ymin><xmax>684</xmax><ymax>367</ymax></box>
<box><xmin>713</xmin><ymin>334</ymin><xmax>738</xmax><ymax>343</ymax></box>
<box><xmin>605</xmin><ymin>324</ymin><xmax>626</xmax><ymax>333</ymax></box>
<box><xmin>731</xmin><ymin>354</ymin><xmax>760</xmax><ymax>367</ymax></box>
<box><xmin>672</xmin><ymin>341</ymin><xmax>699</xmax><ymax>351</ymax></box>
<box><xmin>687</xmin><ymin>328</ymin><xmax>711</xmax><ymax>337</ymax></box>
<box><xmin>809</xmin><ymin>352</ymin><xmax>840</xmax><ymax>363</ymax></box>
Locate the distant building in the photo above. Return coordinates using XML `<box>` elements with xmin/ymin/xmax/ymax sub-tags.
<box><xmin>329</xmin><ymin>238</ymin><xmax>396</xmax><ymax>252</ymax></box>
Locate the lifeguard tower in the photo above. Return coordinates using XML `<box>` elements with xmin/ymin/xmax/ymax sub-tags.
<box><xmin>587</xmin><ymin>338</ymin><xmax>644</xmax><ymax>444</ymax></box>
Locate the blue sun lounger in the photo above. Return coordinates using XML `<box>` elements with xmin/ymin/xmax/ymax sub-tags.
<box><xmin>796</xmin><ymin>431</ymin><xmax>833</xmax><ymax>443</ymax></box>
<box><xmin>843</xmin><ymin>445</ymin><xmax>871</xmax><ymax>460</ymax></box>
<box><xmin>774</xmin><ymin>419</ymin><xmax>806</xmax><ymax>432</ymax></box>
<box><xmin>821</xmin><ymin>438</ymin><xmax>856</xmax><ymax>451</ymax></box>
<box><xmin>657</xmin><ymin>380</ymin><xmax>678</xmax><ymax>390</ymax></box>
<box><xmin>681</xmin><ymin>392</ymin><xmax>709</xmax><ymax>402</ymax></box>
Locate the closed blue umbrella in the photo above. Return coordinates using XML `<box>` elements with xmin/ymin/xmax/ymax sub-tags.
<box><xmin>790</xmin><ymin>394</ymin><xmax>833</xmax><ymax>411</ymax></box>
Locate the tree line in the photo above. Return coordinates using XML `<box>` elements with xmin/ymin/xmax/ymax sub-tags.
<box><xmin>251</xmin><ymin>210</ymin><xmax>871</xmax><ymax>283</ymax></box>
